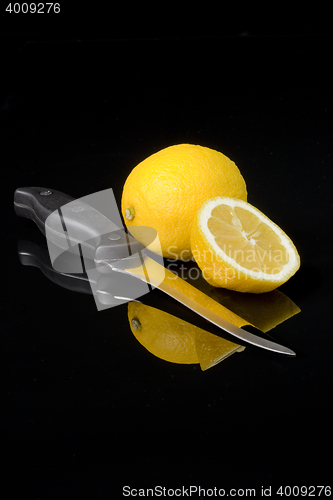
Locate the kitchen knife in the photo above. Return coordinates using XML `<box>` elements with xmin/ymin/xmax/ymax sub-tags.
<box><xmin>14</xmin><ymin>187</ymin><xmax>296</xmax><ymax>356</ymax></box>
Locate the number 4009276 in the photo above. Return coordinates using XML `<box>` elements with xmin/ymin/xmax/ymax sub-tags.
<box><xmin>5</xmin><ymin>3</ymin><xmax>60</xmax><ymax>13</ymax></box>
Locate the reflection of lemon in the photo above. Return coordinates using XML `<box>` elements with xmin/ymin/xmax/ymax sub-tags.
<box><xmin>128</xmin><ymin>302</ymin><xmax>198</xmax><ymax>364</ymax></box>
<box><xmin>121</xmin><ymin>144</ymin><xmax>247</xmax><ymax>260</ymax></box>
<box><xmin>128</xmin><ymin>302</ymin><xmax>244</xmax><ymax>370</ymax></box>
<box><xmin>195</xmin><ymin>330</ymin><xmax>245</xmax><ymax>371</ymax></box>
<box><xmin>160</xmin><ymin>261</ymin><xmax>300</xmax><ymax>331</ymax></box>
<box><xmin>208</xmin><ymin>288</ymin><xmax>301</xmax><ymax>333</ymax></box>
<box><xmin>126</xmin><ymin>256</ymin><xmax>249</xmax><ymax>327</ymax></box>
<box><xmin>191</xmin><ymin>197</ymin><xmax>300</xmax><ymax>293</ymax></box>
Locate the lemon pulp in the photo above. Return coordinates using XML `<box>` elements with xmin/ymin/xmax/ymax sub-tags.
<box><xmin>191</xmin><ymin>197</ymin><xmax>300</xmax><ymax>293</ymax></box>
<box><xmin>208</xmin><ymin>204</ymin><xmax>289</xmax><ymax>274</ymax></box>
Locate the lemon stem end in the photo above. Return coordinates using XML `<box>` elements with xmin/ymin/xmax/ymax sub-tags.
<box><xmin>125</xmin><ymin>207</ymin><xmax>135</xmax><ymax>221</ymax></box>
<box><xmin>131</xmin><ymin>318</ymin><xmax>142</xmax><ymax>331</ymax></box>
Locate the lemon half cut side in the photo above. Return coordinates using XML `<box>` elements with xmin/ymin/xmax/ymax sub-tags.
<box><xmin>191</xmin><ymin>197</ymin><xmax>300</xmax><ymax>293</ymax></box>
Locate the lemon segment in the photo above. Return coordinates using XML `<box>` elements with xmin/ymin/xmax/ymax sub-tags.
<box><xmin>191</xmin><ymin>197</ymin><xmax>300</xmax><ymax>293</ymax></box>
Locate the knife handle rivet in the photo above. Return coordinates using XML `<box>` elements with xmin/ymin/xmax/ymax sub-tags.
<box><xmin>40</xmin><ymin>190</ymin><xmax>52</xmax><ymax>196</ymax></box>
<box><xmin>71</xmin><ymin>206</ymin><xmax>84</xmax><ymax>212</ymax></box>
<box><xmin>108</xmin><ymin>233</ymin><xmax>121</xmax><ymax>241</ymax></box>
<box><xmin>131</xmin><ymin>318</ymin><xmax>142</xmax><ymax>331</ymax></box>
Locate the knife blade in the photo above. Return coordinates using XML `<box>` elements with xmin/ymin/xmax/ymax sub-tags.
<box><xmin>14</xmin><ymin>187</ymin><xmax>296</xmax><ymax>356</ymax></box>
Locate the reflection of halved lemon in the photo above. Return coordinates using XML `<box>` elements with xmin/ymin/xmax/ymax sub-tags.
<box><xmin>128</xmin><ymin>302</ymin><xmax>244</xmax><ymax>370</ymax></box>
<box><xmin>191</xmin><ymin>197</ymin><xmax>300</xmax><ymax>293</ymax></box>
<box><xmin>208</xmin><ymin>288</ymin><xmax>301</xmax><ymax>333</ymax></box>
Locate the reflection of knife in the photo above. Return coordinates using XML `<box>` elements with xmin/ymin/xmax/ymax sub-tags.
<box><xmin>17</xmin><ymin>240</ymin><xmax>245</xmax><ymax>370</ymax></box>
<box><xmin>14</xmin><ymin>187</ymin><xmax>296</xmax><ymax>356</ymax></box>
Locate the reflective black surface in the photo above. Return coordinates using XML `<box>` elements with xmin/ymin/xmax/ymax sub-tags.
<box><xmin>2</xmin><ymin>35</ymin><xmax>332</xmax><ymax>497</ymax></box>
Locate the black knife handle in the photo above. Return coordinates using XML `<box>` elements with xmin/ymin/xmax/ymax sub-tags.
<box><xmin>14</xmin><ymin>187</ymin><xmax>74</xmax><ymax>235</ymax></box>
<box><xmin>14</xmin><ymin>186</ymin><xmax>145</xmax><ymax>262</ymax></box>
<box><xmin>13</xmin><ymin>186</ymin><xmax>121</xmax><ymax>250</ymax></box>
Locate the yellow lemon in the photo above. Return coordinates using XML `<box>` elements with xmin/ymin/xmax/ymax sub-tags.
<box><xmin>128</xmin><ymin>302</ymin><xmax>245</xmax><ymax>370</ymax></box>
<box><xmin>121</xmin><ymin>144</ymin><xmax>247</xmax><ymax>260</ymax></box>
<box><xmin>191</xmin><ymin>197</ymin><xmax>300</xmax><ymax>293</ymax></box>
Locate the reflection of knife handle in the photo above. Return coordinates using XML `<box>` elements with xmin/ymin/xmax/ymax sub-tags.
<box><xmin>14</xmin><ymin>187</ymin><xmax>75</xmax><ymax>236</ymax></box>
<box><xmin>17</xmin><ymin>238</ymin><xmax>238</xmax><ymax>332</ymax></box>
<box><xmin>18</xmin><ymin>239</ymin><xmax>92</xmax><ymax>295</ymax></box>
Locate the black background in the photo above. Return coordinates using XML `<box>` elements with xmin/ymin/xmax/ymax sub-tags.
<box><xmin>1</xmin><ymin>7</ymin><xmax>333</xmax><ymax>499</ymax></box>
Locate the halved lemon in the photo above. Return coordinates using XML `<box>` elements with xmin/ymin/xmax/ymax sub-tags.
<box><xmin>191</xmin><ymin>197</ymin><xmax>300</xmax><ymax>293</ymax></box>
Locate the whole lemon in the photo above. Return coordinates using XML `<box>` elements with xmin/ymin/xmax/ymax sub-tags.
<box><xmin>121</xmin><ymin>144</ymin><xmax>247</xmax><ymax>260</ymax></box>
